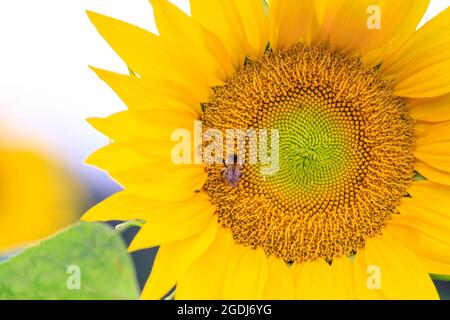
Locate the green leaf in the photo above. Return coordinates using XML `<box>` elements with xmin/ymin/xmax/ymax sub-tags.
<box><xmin>0</xmin><ymin>222</ymin><xmax>139</xmax><ymax>300</ymax></box>
<box><xmin>431</xmin><ymin>273</ymin><xmax>450</xmax><ymax>281</ymax></box>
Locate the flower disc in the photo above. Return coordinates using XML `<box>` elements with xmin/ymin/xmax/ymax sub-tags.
<box><xmin>203</xmin><ymin>44</ymin><xmax>415</xmax><ymax>263</ymax></box>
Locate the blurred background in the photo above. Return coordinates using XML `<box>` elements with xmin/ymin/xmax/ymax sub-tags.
<box><xmin>0</xmin><ymin>0</ymin><xmax>449</xmax><ymax>297</ymax></box>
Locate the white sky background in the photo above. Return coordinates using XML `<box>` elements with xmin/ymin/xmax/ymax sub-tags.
<box><xmin>0</xmin><ymin>0</ymin><xmax>448</xmax><ymax>189</ymax></box>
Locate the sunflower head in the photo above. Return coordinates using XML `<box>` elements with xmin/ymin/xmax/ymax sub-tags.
<box><xmin>203</xmin><ymin>43</ymin><xmax>415</xmax><ymax>263</ymax></box>
<box><xmin>85</xmin><ymin>0</ymin><xmax>450</xmax><ymax>300</ymax></box>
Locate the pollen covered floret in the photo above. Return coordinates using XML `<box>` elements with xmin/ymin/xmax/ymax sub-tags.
<box><xmin>203</xmin><ymin>43</ymin><xmax>415</xmax><ymax>263</ymax></box>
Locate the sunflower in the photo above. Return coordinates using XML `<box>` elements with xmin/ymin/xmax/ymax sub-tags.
<box><xmin>83</xmin><ymin>0</ymin><xmax>450</xmax><ymax>299</ymax></box>
<box><xmin>0</xmin><ymin>145</ymin><xmax>78</xmax><ymax>253</ymax></box>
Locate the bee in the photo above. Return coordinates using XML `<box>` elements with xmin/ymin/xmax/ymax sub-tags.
<box><xmin>222</xmin><ymin>154</ymin><xmax>243</xmax><ymax>188</ymax></box>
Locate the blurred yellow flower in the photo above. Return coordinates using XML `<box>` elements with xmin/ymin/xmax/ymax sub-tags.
<box><xmin>0</xmin><ymin>145</ymin><xmax>79</xmax><ymax>253</ymax></box>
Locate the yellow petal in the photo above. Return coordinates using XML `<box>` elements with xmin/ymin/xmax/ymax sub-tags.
<box><xmin>357</xmin><ymin>1</ymin><xmax>429</xmax><ymax>56</ymax></box>
<box><xmin>223</xmin><ymin>247</ymin><xmax>269</xmax><ymax>300</ymax></box>
<box><xmin>176</xmin><ymin>227</ymin><xmax>235</xmax><ymax>299</ymax></box>
<box><xmin>408</xmin><ymin>93</ymin><xmax>450</xmax><ymax>123</ymax></box>
<box><xmin>190</xmin><ymin>0</ymin><xmax>246</xmax><ymax>68</ymax></box>
<box><xmin>388</xmin><ymin>181</ymin><xmax>450</xmax><ymax>267</ymax></box>
<box><xmin>128</xmin><ymin>194</ymin><xmax>216</xmax><ymax>251</ymax></box>
<box><xmin>295</xmin><ymin>257</ymin><xmax>354</xmax><ymax>300</ymax></box>
<box><xmin>310</xmin><ymin>0</ymin><xmax>345</xmax><ymax>47</ymax></box>
<box><xmin>141</xmin><ymin>218</ymin><xmax>218</xmax><ymax>300</ymax></box>
<box><xmin>88</xmin><ymin>110</ymin><xmax>196</xmax><ymax>143</ymax></box>
<box><xmin>421</xmin><ymin>257</ymin><xmax>450</xmax><ymax>277</ymax></box>
<box><xmin>406</xmin><ymin>180</ymin><xmax>450</xmax><ymax>219</ymax></box>
<box><xmin>414</xmin><ymin>152</ymin><xmax>450</xmax><ymax>172</ymax></box>
<box><xmin>87</xmin><ymin>140</ymin><xmax>188</xmax><ymax>167</ymax></box>
<box><xmin>85</xmin><ymin>138</ymin><xmax>206</xmax><ymax>203</ymax></box>
<box><xmin>395</xmin><ymin>58</ymin><xmax>450</xmax><ymax>98</ymax></box>
<box><xmin>268</xmin><ymin>0</ymin><xmax>317</xmax><ymax>51</ymax></box>
<box><xmin>107</xmin><ymin>162</ymin><xmax>207</xmax><ymax>202</ymax></box>
<box><xmin>86</xmin><ymin>10</ymin><xmax>168</xmax><ymax>78</ymax></box>
<box><xmin>361</xmin><ymin>232</ymin><xmax>438</xmax><ymax>300</ymax></box>
<box><xmin>416</xmin><ymin>120</ymin><xmax>450</xmax><ymax>145</ymax></box>
<box><xmin>150</xmin><ymin>0</ymin><xmax>234</xmax><ymax>84</ymax></box>
<box><xmin>90</xmin><ymin>67</ymin><xmax>201</xmax><ymax>116</ymax></box>
<box><xmin>192</xmin><ymin>0</ymin><xmax>267</xmax><ymax>65</ymax></box>
<box><xmin>353</xmin><ymin>250</ymin><xmax>386</xmax><ymax>300</ymax></box>
<box><xmin>86</xmin><ymin>11</ymin><xmax>211</xmax><ymax>100</ymax></box>
<box><xmin>86</xmin><ymin>130</ymin><xmax>201</xmax><ymax>172</ymax></box>
<box><xmin>230</xmin><ymin>0</ymin><xmax>268</xmax><ymax>58</ymax></box>
<box><xmin>263</xmin><ymin>257</ymin><xmax>295</xmax><ymax>300</ymax></box>
<box><xmin>415</xmin><ymin>121</ymin><xmax>430</xmax><ymax>137</ymax></box>
<box><xmin>383</xmin><ymin>7</ymin><xmax>450</xmax><ymax>74</ymax></box>
<box><xmin>415</xmin><ymin>122</ymin><xmax>450</xmax><ymax>172</ymax></box>
<box><xmin>86</xmin><ymin>142</ymin><xmax>148</xmax><ymax>172</ymax></box>
<box><xmin>415</xmin><ymin>160</ymin><xmax>450</xmax><ymax>186</ymax></box>
<box><xmin>87</xmin><ymin>115</ymin><xmax>204</xmax><ymax>196</ymax></box>
<box><xmin>81</xmin><ymin>191</ymin><xmax>163</xmax><ymax>222</ymax></box>
<box><xmin>317</xmin><ymin>1</ymin><xmax>426</xmax><ymax>57</ymax></box>
<box><xmin>393</xmin><ymin>43</ymin><xmax>450</xmax><ymax>88</ymax></box>
<box><xmin>390</xmin><ymin>221</ymin><xmax>450</xmax><ymax>265</ymax></box>
<box><xmin>392</xmin><ymin>214</ymin><xmax>450</xmax><ymax>263</ymax></box>
<box><xmin>363</xmin><ymin>1</ymin><xmax>429</xmax><ymax>66</ymax></box>
<box><xmin>381</xmin><ymin>7</ymin><xmax>450</xmax><ymax>98</ymax></box>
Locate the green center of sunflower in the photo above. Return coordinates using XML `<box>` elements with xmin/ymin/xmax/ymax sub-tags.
<box><xmin>202</xmin><ymin>43</ymin><xmax>415</xmax><ymax>263</ymax></box>
<box><xmin>267</xmin><ymin>96</ymin><xmax>357</xmax><ymax>195</ymax></box>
